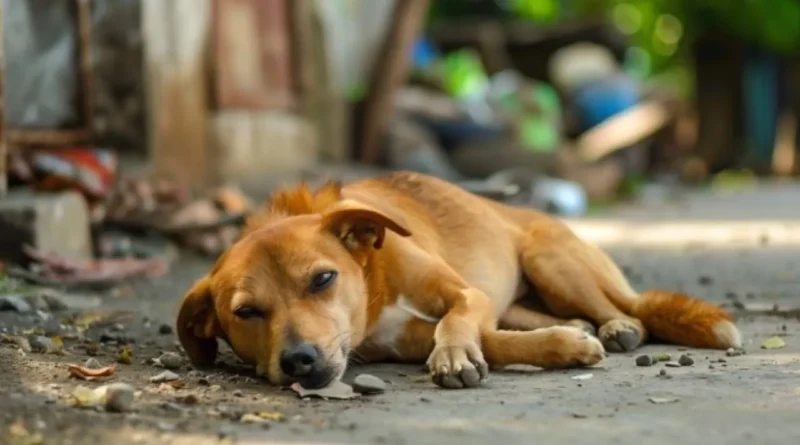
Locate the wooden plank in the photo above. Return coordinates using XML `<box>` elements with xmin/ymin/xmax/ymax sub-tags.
<box><xmin>143</xmin><ymin>0</ymin><xmax>213</xmax><ymax>189</ymax></box>
<box><xmin>212</xmin><ymin>0</ymin><xmax>293</xmax><ymax>110</ymax></box>
<box><xmin>359</xmin><ymin>0</ymin><xmax>430</xmax><ymax>164</ymax></box>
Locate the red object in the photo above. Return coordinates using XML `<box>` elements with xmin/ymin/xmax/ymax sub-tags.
<box><xmin>30</xmin><ymin>147</ymin><xmax>117</xmax><ymax>202</ymax></box>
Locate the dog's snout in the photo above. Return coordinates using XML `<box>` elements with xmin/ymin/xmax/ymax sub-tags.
<box><xmin>280</xmin><ymin>343</ymin><xmax>319</xmax><ymax>378</ymax></box>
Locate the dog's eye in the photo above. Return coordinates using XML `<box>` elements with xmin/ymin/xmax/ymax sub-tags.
<box><xmin>308</xmin><ymin>271</ymin><xmax>337</xmax><ymax>293</ymax></box>
<box><xmin>233</xmin><ymin>306</ymin><xmax>264</xmax><ymax>320</ymax></box>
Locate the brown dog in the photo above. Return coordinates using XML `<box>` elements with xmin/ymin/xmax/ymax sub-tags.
<box><xmin>177</xmin><ymin>172</ymin><xmax>741</xmax><ymax>389</ymax></box>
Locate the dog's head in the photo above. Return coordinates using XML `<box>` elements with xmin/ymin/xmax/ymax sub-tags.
<box><xmin>176</xmin><ymin>185</ymin><xmax>411</xmax><ymax>388</ymax></box>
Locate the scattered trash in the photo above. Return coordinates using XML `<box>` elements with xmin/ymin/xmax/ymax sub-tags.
<box><xmin>678</xmin><ymin>355</ymin><xmax>695</xmax><ymax>367</ymax></box>
<box><xmin>67</xmin><ymin>363</ymin><xmax>117</xmax><ymax>381</ymax></box>
<box><xmin>290</xmin><ymin>380</ymin><xmax>360</xmax><ymax>400</ymax></box>
<box><xmin>1</xmin><ymin>420</ymin><xmax>43</xmax><ymax>445</ymax></box>
<box><xmin>648</xmin><ymin>396</ymin><xmax>680</xmax><ymax>404</ymax></box>
<box><xmin>0</xmin><ymin>295</ymin><xmax>33</xmax><ymax>313</ymax></box>
<box><xmin>153</xmin><ymin>352</ymin><xmax>183</xmax><ymax>370</ymax></box>
<box><xmin>8</xmin><ymin>246</ymin><xmax>169</xmax><ymax>288</ymax></box>
<box><xmin>571</xmin><ymin>373</ymin><xmax>594</xmax><ymax>381</ymax></box>
<box><xmin>150</xmin><ymin>371</ymin><xmax>180</xmax><ymax>383</ymax></box>
<box><xmin>353</xmin><ymin>373</ymin><xmax>387</xmax><ymax>394</ymax></box>
<box><xmin>118</xmin><ymin>346</ymin><xmax>133</xmax><ymax>365</ymax></box>
<box><xmin>635</xmin><ymin>355</ymin><xmax>654</xmax><ymax>367</ymax></box>
<box><xmin>761</xmin><ymin>337</ymin><xmax>786</xmax><ymax>350</ymax></box>
<box><xmin>240</xmin><ymin>411</ymin><xmax>286</xmax><ymax>424</ymax></box>
<box><xmin>652</xmin><ymin>353</ymin><xmax>671</xmax><ymax>362</ymax></box>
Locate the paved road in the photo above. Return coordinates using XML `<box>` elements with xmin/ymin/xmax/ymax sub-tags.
<box><xmin>2</xmin><ymin>183</ymin><xmax>800</xmax><ymax>445</ymax></box>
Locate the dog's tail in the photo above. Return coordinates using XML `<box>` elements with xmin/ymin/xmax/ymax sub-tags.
<box><xmin>628</xmin><ymin>290</ymin><xmax>741</xmax><ymax>349</ymax></box>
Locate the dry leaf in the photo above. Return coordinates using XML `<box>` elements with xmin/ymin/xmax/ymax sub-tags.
<box><xmin>67</xmin><ymin>364</ymin><xmax>116</xmax><ymax>381</ymax></box>
<box><xmin>118</xmin><ymin>346</ymin><xmax>133</xmax><ymax>365</ymax></box>
<box><xmin>761</xmin><ymin>337</ymin><xmax>786</xmax><ymax>350</ymax></box>
<box><xmin>73</xmin><ymin>310</ymin><xmax>134</xmax><ymax>329</ymax></box>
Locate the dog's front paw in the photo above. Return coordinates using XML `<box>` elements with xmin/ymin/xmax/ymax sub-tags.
<box><xmin>426</xmin><ymin>343</ymin><xmax>489</xmax><ymax>389</ymax></box>
<box><xmin>599</xmin><ymin>319</ymin><xmax>644</xmax><ymax>352</ymax></box>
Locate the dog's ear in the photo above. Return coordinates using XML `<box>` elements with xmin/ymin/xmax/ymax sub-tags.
<box><xmin>322</xmin><ymin>199</ymin><xmax>412</xmax><ymax>251</ymax></box>
<box><xmin>176</xmin><ymin>276</ymin><xmax>220</xmax><ymax>367</ymax></box>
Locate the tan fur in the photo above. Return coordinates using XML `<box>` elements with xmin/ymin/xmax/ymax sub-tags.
<box><xmin>176</xmin><ymin>172</ymin><xmax>741</xmax><ymax>389</ymax></box>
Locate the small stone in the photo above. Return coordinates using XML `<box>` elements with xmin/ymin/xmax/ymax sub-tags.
<box><xmin>85</xmin><ymin>343</ymin><xmax>101</xmax><ymax>356</ymax></box>
<box><xmin>708</xmin><ymin>364</ymin><xmax>715</xmax><ymax>370</ymax></box>
<box><xmin>176</xmin><ymin>394</ymin><xmax>199</xmax><ymax>405</ymax></box>
<box><xmin>233</xmin><ymin>389</ymin><xmax>244</xmax><ymax>397</ymax></box>
<box><xmin>664</xmin><ymin>361</ymin><xmax>681</xmax><ymax>368</ymax></box>
<box><xmin>635</xmin><ymin>355</ymin><xmax>654</xmax><ymax>367</ymax></box>
<box><xmin>652</xmin><ymin>353</ymin><xmax>671</xmax><ymax>362</ymax></box>
<box><xmin>29</xmin><ymin>336</ymin><xmax>54</xmax><ymax>353</ymax></box>
<box><xmin>0</xmin><ymin>295</ymin><xmax>33</xmax><ymax>313</ymax></box>
<box><xmin>352</xmin><ymin>373</ymin><xmax>387</xmax><ymax>394</ymax></box>
<box><xmin>38</xmin><ymin>289</ymin><xmax>70</xmax><ymax>311</ymax></box>
<box><xmin>156</xmin><ymin>352</ymin><xmax>183</xmax><ymax>370</ymax></box>
<box><xmin>150</xmin><ymin>371</ymin><xmax>180</xmax><ymax>383</ymax></box>
<box><xmin>83</xmin><ymin>358</ymin><xmax>102</xmax><ymax>369</ymax></box>
<box><xmin>697</xmin><ymin>275</ymin><xmax>713</xmax><ymax>286</ymax></box>
<box><xmin>648</xmin><ymin>396</ymin><xmax>680</xmax><ymax>404</ymax></box>
<box><xmin>103</xmin><ymin>383</ymin><xmax>135</xmax><ymax>412</ymax></box>
<box><xmin>658</xmin><ymin>369</ymin><xmax>670</xmax><ymax>378</ymax></box>
<box><xmin>158</xmin><ymin>324</ymin><xmax>174</xmax><ymax>335</ymax></box>
<box><xmin>678</xmin><ymin>355</ymin><xmax>694</xmax><ymax>366</ymax></box>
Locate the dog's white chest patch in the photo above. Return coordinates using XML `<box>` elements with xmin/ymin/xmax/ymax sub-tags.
<box><xmin>368</xmin><ymin>295</ymin><xmax>439</xmax><ymax>349</ymax></box>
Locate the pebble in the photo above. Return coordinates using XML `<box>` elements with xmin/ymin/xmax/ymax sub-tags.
<box><xmin>156</xmin><ymin>352</ymin><xmax>183</xmax><ymax>370</ymax></box>
<box><xmin>158</xmin><ymin>324</ymin><xmax>174</xmax><ymax>335</ymax></box>
<box><xmin>0</xmin><ymin>295</ymin><xmax>33</xmax><ymax>313</ymax></box>
<box><xmin>658</xmin><ymin>369</ymin><xmax>670</xmax><ymax>378</ymax></box>
<box><xmin>100</xmin><ymin>332</ymin><xmax>135</xmax><ymax>345</ymax></box>
<box><xmin>726</xmin><ymin>347</ymin><xmax>745</xmax><ymax>357</ymax></box>
<box><xmin>29</xmin><ymin>336</ymin><xmax>54</xmax><ymax>353</ymax></box>
<box><xmin>697</xmin><ymin>275</ymin><xmax>713</xmax><ymax>286</ymax></box>
<box><xmin>104</xmin><ymin>383</ymin><xmax>135</xmax><ymax>412</ymax></box>
<box><xmin>352</xmin><ymin>373</ymin><xmax>386</xmax><ymax>394</ymax></box>
<box><xmin>84</xmin><ymin>358</ymin><xmax>103</xmax><ymax>369</ymax></box>
<box><xmin>678</xmin><ymin>355</ymin><xmax>695</xmax><ymax>366</ymax></box>
<box><xmin>233</xmin><ymin>390</ymin><xmax>244</xmax><ymax>397</ymax></box>
<box><xmin>635</xmin><ymin>355</ymin><xmax>654</xmax><ymax>367</ymax></box>
<box><xmin>150</xmin><ymin>371</ymin><xmax>180</xmax><ymax>383</ymax></box>
<box><xmin>664</xmin><ymin>361</ymin><xmax>681</xmax><ymax>368</ymax></box>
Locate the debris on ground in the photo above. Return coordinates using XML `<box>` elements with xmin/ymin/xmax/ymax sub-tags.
<box><xmin>0</xmin><ymin>294</ymin><xmax>33</xmax><ymax>313</ymax></box>
<box><xmin>290</xmin><ymin>381</ymin><xmax>360</xmax><ymax>400</ymax></box>
<box><xmin>153</xmin><ymin>352</ymin><xmax>183</xmax><ymax>370</ymax></box>
<box><xmin>652</xmin><ymin>353</ymin><xmax>671</xmax><ymax>362</ymax></box>
<box><xmin>571</xmin><ymin>373</ymin><xmax>594</xmax><ymax>381</ymax></box>
<box><xmin>726</xmin><ymin>347</ymin><xmax>746</xmax><ymax>357</ymax></box>
<box><xmin>1</xmin><ymin>335</ymin><xmax>32</xmax><ymax>353</ymax></box>
<box><xmin>67</xmin><ymin>363</ymin><xmax>117</xmax><ymax>381</ymax></box>
<box><xmin>353</xmin><ymin>373</ymin><xmax>387</xmax><ymax>394</ymax></box>
<box><xmin>664</xmin><ymin>361</ymin><xmax>681</xmax><ymax>368</ymax></box>
<box><xmin>150</xmin><ymin>371</ymin><xmax>180</xmax><ymax>383</ymax></box>
<box><xmin>29</xmin><ymin>336</ymin><xmax>64</xmax><ymax>355</ymax></box>
<box><xmin>761</xmin><ymin>337</ymin><xmax>786</xmax><ymax>350</ymax></box>
<box><xmin>635</xmin><ymin>355</ymin><xmax>654</xmax><ymax>367</ymax></box>
<box><xmin>678</xmin><ymin>354</ymin><xmax>695</xmax><ymax>366</ymax></box>
<box><xmin>158</xmin><ymin>324</ymin><xmax>174</xmax><ymax>335</ymax></box>
<box><xmin>648</xmin><ymin>396</ymin><xmax>680</xmax><ymax>404</ymax></box>
<box><xmin>8</xmin><ymin>246</ymin><xmax>169</xmax><ymax>288</ymax></box>
<box><xmin>657</xmin><ymin>369</ymin><xmax>671</xmax><ymax>379</ymax></box>
<box><xmin>118</xmin><ymin>346</ymin><xmax>134</xmax><ymax>365</ymax></box>
<box><xmin>1</xmin><ymin>420</ymin><xmax>43</xmax><ymax>445</ymax></box>
<box><xmin>102</xmin><ymin>383</ymin><xmax>136</xmax><ymax>412</ymax></box>
<box><xmin>71</xmin><ymin>309</ymin><xmax>134</xmax><ymax>330</ymax></box>
<box><xmin>239</xmin><ymin>411</ymin><xmax>286</xmax><ymax>424</ymax></box>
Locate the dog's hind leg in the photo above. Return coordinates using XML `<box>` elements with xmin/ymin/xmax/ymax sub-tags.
<box><xmin>500</xmin><ymin>304</ymin><xmax>596</xmax><ymax>336</ymax></box>
<box><xmin>518</xmin><ymin>219</ymin><xmax>647</xmax><ymax>352</ymax></box>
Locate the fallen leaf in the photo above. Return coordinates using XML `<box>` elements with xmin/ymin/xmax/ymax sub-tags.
<box><xmin>73</xmin><ymin>310</ymin><xmax>134</xmax><ymax>329</ymax></box>
<box><xmin>2</xmin><ymin>420</ymin><xmax>43</xmax><ymax>445</ymax></box>
<box><xmin>648</xmin><ymin>397</ymin><xmax>680</xmax><ymax>404</ymax></box>
<box><xmin>67</xmin><ymin>364</ymin><xmax>116</xmax><ymax>381</ymax></box>
<box><xmin>290</xmin><ymin>380</ymin><xmax>360</xmax><ymax>400</ymax></box>
<box><xmin>571</xmin><ymin>373</ymin><xmax>593</xmax><ymax>381</ymax></box>
<box><xmin>118</xmin><ymin>346</ymin><xmax>133</xmax><ymax>365</ymax></box>
<box><xmin>761</xmin><ymin>337</ymin><xmax>786</xmax><ymax>350</ymax></box>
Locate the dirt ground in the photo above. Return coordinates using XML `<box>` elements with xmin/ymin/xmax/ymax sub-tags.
<box><xmin>3</xmin><ymin>183</ymin><xmax>800</xmax><ymax>445</ymax></box>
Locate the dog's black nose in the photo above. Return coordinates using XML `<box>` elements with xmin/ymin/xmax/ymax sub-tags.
<box><xmin>280</xmin><ymin>343</ymin><xmax>319</xmax><ymax>378</ymax></box>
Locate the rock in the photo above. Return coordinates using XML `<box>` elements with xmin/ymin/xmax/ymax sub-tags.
<box><xmin>761</xmin><ymin>337</ymin><xmax>786</xmax><ymax>350</ymax></box>
<box><xmin>103</xmin><ymin>383</ymin><xmax>135</xmax><ymax>412</ymax></box>
<box><xmin>697</xmin><ymin>275</ymin><xmax>713</xmax><ymax>286</ymax></box>
<box><xmin>635</xmin><ymin>355</ymin><xmax>654</xmax><ymax>367</ymax></box>
<box><xmin>0</xmin><ymin>295</ymin><xmax>33</xmax><ymax>313</ymax></box>
<box><xmin>156</xmin><ymin>352</ymin><xmax>183</xmax><ymax>370</ymax></box>
<box><xmin>664</xmin><ymin>361</ymin><xmax>681</xmax><ymax>368</ymax></box>
<box><xmin>29</xmin><ymin>336</ymin><xmax>54</xmax><ymax>353</ymax></box>
<box><xmin>233</xmin><ymin>389</ymin><xmax>244</xmax><ymax>397</ymax></box>
<box><xmin>0</xmin><ymin>189</ymin><xmax>93</xmax><ymax>266</ymax></box>
<box><xmin>352</xmin><ymin>374</ymin><xmax>387</xmax><ymax>394</ymax></box>
<box><xmin>658</xmin><ymin>369</ymin><xmax>670</xmax><ymax>378</ymax></box>
<box><xmin>719</xmin><ymin>348</ymin><xmax>744</xmax><ymax>363</ymax></box>
<box><xmin>150</xmin><ymin>371</ymin><xmax>180</xmax><ymax>383</ymax></box>
<box><xmin>652</xmin><ymin>353</ymin><xmax>671</xmax><ymax>362</ymax></box>
<box><xmin>100</xmin><ymin>332</ymin><xmax>135</xmax><ymax>345</ymax></box>
<box><xmin>83</xmin><ymin>358</ymin><xmax>103</xmax><ymax>369</ymax></box>
<box><xmin>158</xmin><ymin>324</ymin><xmax>174</xmax><ymax>335</ymax></box>
<box><xmin>291</xmin><ymin>380</ymin><xmax>360</xmax><ymax>400</ymax></box>
<box><xmin>3</xmin><ymin>335</ymin><xmax>32</xmax><ymax>353</ymax></box>
<box><xmin>678</xmin><ymin>354</ymin><xmax>694</xmax><ymax>366</ymax></box>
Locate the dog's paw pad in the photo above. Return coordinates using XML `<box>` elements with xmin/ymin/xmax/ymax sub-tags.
<box><xmin>427</xmin><ymin>344</ymin><xmax>488</xmax><ymax>390</ymax></box>
<box><xmin>599</xmin><ymin>320</ymin><xmax>642</xmax><ymax>352</ymax></box>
